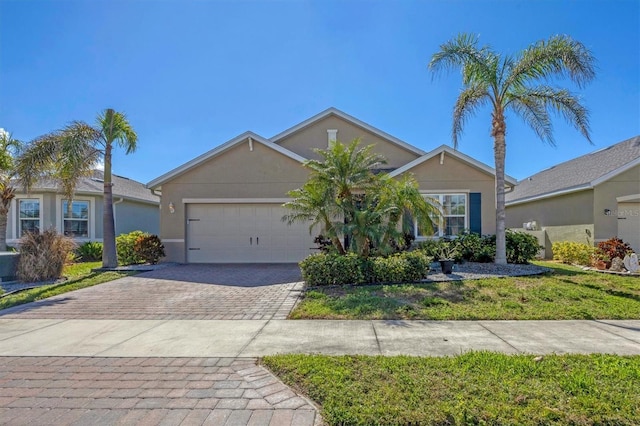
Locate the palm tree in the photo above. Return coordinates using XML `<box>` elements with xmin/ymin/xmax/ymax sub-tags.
<box><xmin>378</xmin><ymin>174</ymin><xmax>439</xmax><ymax>250</ymax></box>
<box><xmin>16</xmin><ymin>109</ymin><xmax>137</xmax><ymax>268</ymax></box>
<box><xmin>0</xmin><ymin>129</ymin><xmax>22</xmax><ymax>251</ymax></box>
<box><xmin>283</xmin><ymin>180</ymin><xmax>346</xmax><ymax>254</ymax></box>
<box><xmin>284</xmin><ymin>139</ymin><xmax>386</xmax><ymax>254</ymax></box>
<box><xmin>97</xmin><ymin>109</ymin><xmax>137</xmax><ymax>267</ymax></box>
<box><xmin>429</xmin><ymin>34</ymin><xmax>595</xmax><ymax>264</ymax></box>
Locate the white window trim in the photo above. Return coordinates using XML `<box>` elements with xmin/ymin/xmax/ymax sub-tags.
<box><xmin>415</xmin><ymin>192</ymin><xmax>469</xmax><ymax>240</ymax></box>
<box><xmin>11</xmin><ymin>195</ymin><xmax>44</xmax><ymax>242</ymax></box>
<box><xmin>56</xmin><ymin>195</ymin><xmax>96</xmax><ymax>241</ymax></box>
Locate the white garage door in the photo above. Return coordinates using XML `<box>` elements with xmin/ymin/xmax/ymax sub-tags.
<box><xmin>186</xmin><ymin>204</ymin><xmax>316</xmax><ymax>263</ymax></box>
<box><xmin>618</xmin><ymin>202</ymin><xmax>640</xmax><ymax>253</ymax></box>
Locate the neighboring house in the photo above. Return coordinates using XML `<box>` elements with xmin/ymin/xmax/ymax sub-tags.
<box><xmin>7</xmin><ymin>170</ymin><xmax>159</xmax><ymax>245</ymax></box>
<box><xmin>148</xmin><ymin>108</ymin><xmax>516</xmax><ymax>263</ymax></box>
<box><xmin>506</xmin><ymin>136</ymin><xmax>640</xmax><ymax>256</ymax></box>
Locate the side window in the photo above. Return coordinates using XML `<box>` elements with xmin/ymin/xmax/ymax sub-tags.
<box><xmin>62</xmin><ymin>200</ymin><xmax>90</xmax><ymax>238</ymax></box>
<box><xmin>19</xmin><ymin>199</ymin><xmax>41</xmax><ymax>236</ymax></box>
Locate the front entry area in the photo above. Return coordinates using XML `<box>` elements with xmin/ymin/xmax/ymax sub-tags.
<box><xmin>186</xmin><ymin>203</ymin><xmax>316</xmax><ymax>263</ymax></box>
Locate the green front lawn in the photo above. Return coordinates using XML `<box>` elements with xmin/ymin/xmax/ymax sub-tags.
<box><xmin>0</xmin><ymin>262</ymin><xmax>136</xmax><ymax>311</ymax></box>
<box><xmin>290</xmin><ymin>262</ymin><xmax>640</xmax><ymax>320</ymax></box>
<box><xmin>264</xmin><ymin>352</ymin><xmax>640</xmax><ymax>426</ymax></box>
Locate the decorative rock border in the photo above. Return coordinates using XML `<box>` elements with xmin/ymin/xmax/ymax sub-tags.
<box><xmin>424</xmin><ymin>262</ymin><xmax>551</xmax><ymax>282</ymax></box>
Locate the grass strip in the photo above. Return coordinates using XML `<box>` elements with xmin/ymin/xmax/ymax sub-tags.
<box><xmin>264</xmin><ymin>352</ymin><xmax>640</xmax><ymax>426</ymax></box>
<box><xmin>290</xmin><ymin>262</ymin><xmax>640</xmax><ymax>320</ymax></box>
<box><xmin>0</xmin><ymin>262</ymin><xmax>135</xmax><ymax>311</ymax></box>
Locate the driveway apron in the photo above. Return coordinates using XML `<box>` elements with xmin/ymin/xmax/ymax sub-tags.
<box><xmin>0</xmin><ymin>264</ymin><xmax>319</xmax><ymax>426</ymax></box>
<box><xmin>0</xmin><ymin>264</ymin><xmax>304</xmax><ymax>320</ymax></box>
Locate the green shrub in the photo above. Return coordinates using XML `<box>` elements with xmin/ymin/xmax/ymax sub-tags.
<box><xmin>300</xmin><ymin>251</ymin><xmax>431</xmax><ymax>286</ymax></box>
<box><xmin>75</xmin><ymin>241</ymin><xmax>103</xmax><ymax>262</ymax></box>
<box><xmin>134</xmin><ymin>235</ymin><xmax>165</xmax><ymax>264</ymax></box>
<box><xmin>116</xmin><ymin>230</ymin><xmax>149</xmax><ymax>265</ymax></box>
<box><xmin>300</xmin><ymin>253</ymin><xmax>366</xmax><ymax>286</ymax></box>
<box><xmin>17</xmin><ymin>229</ymin><xmax>76</xmax><ymax>282</ymax></box>
<box><xmin>552</xmin><ymin>241</ymin><xmax>596</xmax><ymax>266</ymax></box>
<box><xmin>597</xmin><ymin>237</ymin><xmax>633</xmax><ymax>261</ymax></box>
<box><xmin>505</xmin><ymin>230</ymin><xmax>542</xmax><ymax>264</ymax></box>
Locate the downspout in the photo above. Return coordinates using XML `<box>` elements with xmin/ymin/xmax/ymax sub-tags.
<box><xmin>113</xmin><ymin>197</ymin><xmax>124</xmax><ymax>235</ymax></box>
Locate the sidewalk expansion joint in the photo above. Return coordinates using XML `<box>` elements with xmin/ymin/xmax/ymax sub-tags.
<box><xmin>478</xmin><ymin>322</ymin><xmax>523</xmax><ymax>353</ymax></box>
<box><xmin>590</xmin><ymin>320</ymin><xmax>640</xmax><ymax>345</ymax></box>
<box><xmin>370</xmin><ymin>322</ymin><xmax>383</xmax><ymax>355</ymax></box>
<box><xmin>235</xmin><ymin>319</ymin><xmax>271</xmax><ymax>357</ymax></box>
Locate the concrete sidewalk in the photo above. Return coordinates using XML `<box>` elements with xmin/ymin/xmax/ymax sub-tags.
<box><xmin>1</xmin><ymin>319</ymin><xmax>638</xmax><ymax>357</ymax></box>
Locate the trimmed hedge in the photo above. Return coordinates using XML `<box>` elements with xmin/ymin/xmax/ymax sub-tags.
<box><xmin>300</xmin><ymin>251</ymin><xmax>431</xmax><ymax>286</ymax></box>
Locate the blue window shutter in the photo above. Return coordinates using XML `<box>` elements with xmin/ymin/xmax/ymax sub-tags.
<box><xmin>469</xmin><ymin>193</ymin><xmax>482</xmax><ymax>234</ymax></box>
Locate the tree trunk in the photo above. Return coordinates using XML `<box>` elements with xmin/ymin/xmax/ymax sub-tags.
<box><xmin>102</xmin><ymin>143</ymin><xmax>118</xmax><ymax>268</ymax></box>
<box><xmin>0</xmin><ymin>206</ymin><xmax>8</xmax><ymax>252</ymax></box>
<box><xmin>65</xmin><ymin>198</ymin><xmax>74</xmax><ymax>236</ymax></box>
<box><xmin>0</xmin><ymin>185</ymin><xmax>15</xmax><ymax>251</ymax></box>
<box><xmin>492</xmin><ymin>110</ymin><xmax>507</xmax><ymax>265</ymax></box>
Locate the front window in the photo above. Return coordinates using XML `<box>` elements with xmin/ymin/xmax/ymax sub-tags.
<box><xmin>416</xmin><ymin>194</ymin><xmax>467</xmax><ymax>238</ymax></box>
<box><xmin>19</xmin><ymin>199</ymin><xmax>41</xmax><ymax>236</ymax></box>
<box><xmin>63</xmin><ymin>200</ymin><xmax>89</xmax><ymax>238</ymax></box>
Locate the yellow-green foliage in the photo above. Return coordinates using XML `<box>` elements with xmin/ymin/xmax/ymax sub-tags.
<box><xmin>552</xmin><ymin>241</ymin><xmax>596</xmax><ymax>266</ymax></box>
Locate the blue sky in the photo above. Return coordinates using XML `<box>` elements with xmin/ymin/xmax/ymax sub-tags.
<box><xmin>1</xmin><ymin>0</ymin><xmax>638</xmax><ymax>184</ymax></box>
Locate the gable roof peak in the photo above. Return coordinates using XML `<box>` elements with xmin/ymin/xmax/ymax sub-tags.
<box><xmin>270</xmin><ymin>107</ymin><xmax>426</xmax><ymax>156</ymax></box>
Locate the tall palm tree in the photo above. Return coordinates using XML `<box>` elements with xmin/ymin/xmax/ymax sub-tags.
<box><xmin>16</xmin><ymin>109</ymin><xmax>137</xmax><ymax>267</ymax></box>
<box><xmin>0</xmin><ymin>129</ymin><xmax>22</xmax><ymax>251</ymax></box>
<box><xmin>97</xmin><ymin>109</ymin><xmax>137</xmax><ymax>267</ymax></box>
<box><xmin>429</xmin><ymin>34</ymin><xmax>595</xmax><ymax>264</ymax></box>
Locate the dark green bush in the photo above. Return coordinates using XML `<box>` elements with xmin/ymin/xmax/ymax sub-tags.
<box><xmin>300</xmin><ymin>251</ymin><xmax>431</xmax><ymax>286</ymax></box>
<box><xmin>75</xmin><ymin>241</ymin><xmax>103</xmax><ymax>262</ymax></box>
<box><xmin>134</xmin><ymin>235</ymin><xmax>165</xmax><ymax>264</ymax></box>
<box><xmin>505</xmin><ymin>230</ymin><xmax>542</xmax><ymax>264</ymax></box>
<box><xmin>372</xmin><ymin>251</ymin><xmax>431</xmax><ymax>283</ymax></box>
<box><xmin>116</xmin><ymin>230</ymin><xmax>149</xmax><ymax>265</ymax></box>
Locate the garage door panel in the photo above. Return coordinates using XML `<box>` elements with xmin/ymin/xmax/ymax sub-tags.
<box><xmin>187</xmin><ymin>203</ymin><xmax>316</xmax><ymax>263</ymax></box>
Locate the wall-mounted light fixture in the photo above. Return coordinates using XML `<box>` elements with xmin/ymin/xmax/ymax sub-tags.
<box><xmin>604</xmin><ymin>209</ymin><xmax>611</xmax><ymax>216</ymax></box>
<box><xmin>169</xmin><ymin>202</ymin><xmax>175</xmax><ymax>214</ymax></box>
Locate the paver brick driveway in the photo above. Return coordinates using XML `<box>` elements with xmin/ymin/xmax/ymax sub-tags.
<box><xmin>0</xmin><ymin>264</ymin><xmax>304</xmax><ymax>320</ymax></box>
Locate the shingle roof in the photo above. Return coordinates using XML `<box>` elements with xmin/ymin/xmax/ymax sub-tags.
<box><xmin>16</xmin><ymin>170</ymin><xmax>159</xmax><ymax>204</ymax></box>
<box><xmin>506</xmin><ymin>136</ymin><xmax>640</xmax><ymax>204</ymax></box>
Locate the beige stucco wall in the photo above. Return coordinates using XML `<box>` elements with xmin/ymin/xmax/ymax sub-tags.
<box><xmin>114</xmin><ymin>200</ymin><xmax>159</xmax><ymax>236</ymax></box>
<box><xmin>404</xmin><ymin>153</ymin><xmax>497</xmax><ymax>234</ymax></box>
<box><xmin>276</xmin><ymin>115</ymin><xmax>420</xmax><ymax>169</ymax></box>
<box><xmin>593</xmin><ymin>164</ymin><xmax>640</xmax><ymax>242</ymax></box>
<box><xmin>159</xmin><ymin>138</ymin><xmax>310</xmax><ymax>262</ymax></box>
<box><xmin>506</xmin><ymin>189</ymin><xmax>594</xmax><ymax>229</ymax></box>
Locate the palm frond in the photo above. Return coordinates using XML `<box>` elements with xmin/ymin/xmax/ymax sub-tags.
<box><xmin>506</xmin><ymin>35</ymin><xmax>596</xmax><ymax>90</ymax></box>
<box><xmin>452</xmin><ymin>83</ymin><xmax>490</xmax><ymax>147</ymax></box>
<box><xmin>509</xmin><ymin>86</ymin><xmax>592</xmax><ymax>143</ymax></box>
<box><xmin>507</xmin><ymin>91</ymin><xmax>555</xmax><ymax>145</ymax></box>
<box><xmin>98</xmin><ymin>109</ymin><xmax>138</xmax><ymax>153</ymax></box>
<box><xmin>430</xmin><ymin>33</ymin><xmax>498</xmax><ymax>88</ymax></box>
<box><xmin>15</xmin><ymin>132</ymin><xmax>61</xmax><ymax>193</ymax></box>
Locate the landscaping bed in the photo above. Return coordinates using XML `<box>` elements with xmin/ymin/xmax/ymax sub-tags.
<box><xmin>291</xmin><ymin>262</ymin><xmax>640</xmax><ymax>320</ymax></box>
<box><xmin>263</xmin><ymin>352</ymin><xmax>640</xmax><ymax>426</ymax></box>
